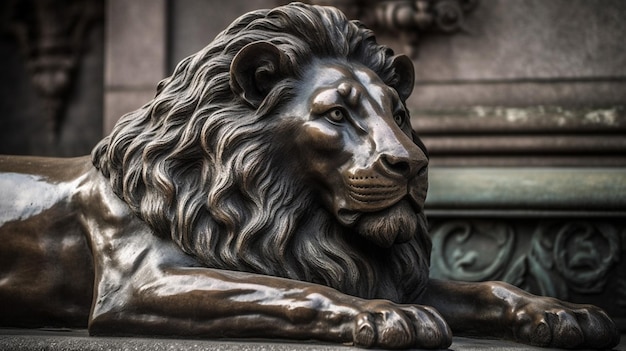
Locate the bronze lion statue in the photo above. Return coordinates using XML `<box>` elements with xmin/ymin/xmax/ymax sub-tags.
<box><xmin>0</xmin><ymin>3</ymin><xmax>619</xmax><ymax>349</ymax></box>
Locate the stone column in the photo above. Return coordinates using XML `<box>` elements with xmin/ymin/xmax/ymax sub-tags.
<box><xmin>104</xmin><ymin>0</ymin><xmax>166</xmax><ymax>134</ymax></box>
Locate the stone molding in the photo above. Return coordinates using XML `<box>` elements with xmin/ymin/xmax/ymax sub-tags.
<box><xmin>413</xmin><ymin>107</ymin><xmax>626</xmax><ymax>166</ymax></box>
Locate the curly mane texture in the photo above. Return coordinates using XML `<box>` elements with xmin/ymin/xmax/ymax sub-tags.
<box><xmin>92</xmin><ymin>3</ymin><xmax>430</xmax><ymax>302</ymax></box>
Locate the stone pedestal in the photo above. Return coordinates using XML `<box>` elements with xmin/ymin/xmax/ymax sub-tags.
<box><xmin>1</xmin><ymin>329</ymin><xmax>623</xmax><ymax>351</ymax></box>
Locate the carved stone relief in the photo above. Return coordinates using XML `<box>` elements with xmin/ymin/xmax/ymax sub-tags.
<box><xmin>532</xmin><ymin>222</ymin><xmax>620</xmax><ymax>296</ymax></box>
<box><xmin>430</xmin><ymin>220</ymin><xmax>515</xmax><ymax>281</ymax></box>
<box><xmin>301</xmin><ymin>0</ymin><xmax>477</xmax><ymax>55</ymax></box>
<box><xmin>429</xmin><ymin>218</ymin><xmax>625</xmax><ymax>313</ymax></box>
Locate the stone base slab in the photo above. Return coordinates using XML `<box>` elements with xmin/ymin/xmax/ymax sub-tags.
<box><xmin>0</xmin><ymin>329</ymin><xmax>624</xmax><ymax>351</ymax></box>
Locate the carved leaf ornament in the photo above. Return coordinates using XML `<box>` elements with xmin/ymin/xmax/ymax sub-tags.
<box><xmin>546</xmin><ymin>222</ymin><xmax>619</xmax><ymax>294</ymax></box>
<box><xmin>430</xmin><ymin>220</ymin><xmax>621</xmax><ymax>299</ymax></box>
<box><xmin>430</xmin><ymin>220</ymin><xmax>514</xmax><ymax>281</ymax></box>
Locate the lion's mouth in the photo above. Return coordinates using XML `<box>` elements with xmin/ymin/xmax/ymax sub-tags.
<box><xmin>345</xmin><ymin>175</ymin><xmax>406</xmax><ymax>209</ymax></box>
<box><xmin>335</xmin><ymin>173</ymin><xmax>426</xmax><ymax>233</ymax></box>
<box><xmin>347</xmin><ymin>183</ymin><xmax>403</xmax><ymax>203</ymax></box>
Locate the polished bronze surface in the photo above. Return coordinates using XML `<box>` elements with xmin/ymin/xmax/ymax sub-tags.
<box><xmin>0</xmin><ymin>3</ymin><xmax>619</xmax><ymax>349</ymax></box>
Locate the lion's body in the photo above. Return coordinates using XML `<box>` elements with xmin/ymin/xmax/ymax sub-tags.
<box><xmin>0</xmin><ymin>3</ymin><xmax>619</xmax><ymax>349</ymax></box>
<box><xmin>0</xmin><ymin>156</ymin><xmax>94</xmax><ymax>326</ymax></box>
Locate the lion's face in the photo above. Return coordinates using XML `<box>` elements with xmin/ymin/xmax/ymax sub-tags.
<box><xmin>226</xmin><ymin>41</ymin><xmax>428</xmax><ymax>251</ymax></box>
<box><xmin>284</xmin><ymin>60</ymin><xmax>429</xmax><ymax>248</ymax></box>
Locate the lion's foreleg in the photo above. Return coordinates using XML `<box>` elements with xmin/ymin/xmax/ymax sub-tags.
<box><xmin>88</xmin><ymin>262</ymin><xmax>451</xmax><ymax>349</ymax></box>
<box><xmin>419</xmin><ymin>279</ymin><xmax>619</xmax><ymax>349</ymax></box>
<box><xmin>90</xmin><ymin>266</ymin><xmax>355</xmax><ymax>337</ymax></box>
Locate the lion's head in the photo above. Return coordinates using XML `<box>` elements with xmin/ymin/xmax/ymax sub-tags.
<box><xmin>92</xmin><ymin>3</ymin><xmax>431</xmax><ymax>302</ymax></box>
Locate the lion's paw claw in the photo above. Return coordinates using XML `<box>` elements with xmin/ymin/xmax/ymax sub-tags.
<box><xmin>354</xmin><ymin>313</ymin><xmax>376</xmax><ymax>348</ymax></box>
<box><xmin>353</xmin><ymin>302</ymin><xmax>451</xmax><ymax>349</ymax></box>
<box><xmin>513</xmin><ymin>299</ymin><xmax>619</xmax><ymax>349</ymax></box>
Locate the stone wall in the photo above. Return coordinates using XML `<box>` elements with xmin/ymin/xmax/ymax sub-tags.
<box><xmin>103</xmin><ymin>0</ymin><xmax>276</xmax><ymax>135</ymax></box>
<box><xmin>377</xmin><ymin>0</ymin><xmax>626</xmax><ymax>166</ymax></box>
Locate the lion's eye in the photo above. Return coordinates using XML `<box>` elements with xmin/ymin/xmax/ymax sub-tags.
<box><xmin>326</xmin><ymin>108</ymin><xmax>345</xmax><ymax>123</ymax></box>
<box><xmin>393</xmin><ymin>112</ymin><xmax>405</xmax><ymax>127</ymax></box>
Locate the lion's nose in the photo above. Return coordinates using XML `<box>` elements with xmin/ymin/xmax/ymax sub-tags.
<box><xmin>380</xmin><ymin>153</ymin><xmax>428</xmax><ymax>179</ymax></box>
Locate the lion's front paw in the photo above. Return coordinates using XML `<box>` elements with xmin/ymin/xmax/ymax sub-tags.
<box><xmin>512</xmin><ymin>297</ymin><xmax>620</xmax><ymax>349</ymax></box>
<box><xmin>353</xmin><ymin>301</ymin><xmax>452</xmax><ymax>349</ymax></box>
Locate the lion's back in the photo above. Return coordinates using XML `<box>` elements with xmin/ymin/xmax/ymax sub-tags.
<box><xmin>0</xmin><ymin>156</ymin><xmax>94</xmax><ymax>327</ymax></box>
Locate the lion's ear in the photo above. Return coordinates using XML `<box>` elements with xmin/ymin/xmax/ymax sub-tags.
<box><xmin>391</xmin><ymin>55</ymin><xmax>415</xmax><ymax>101</ymax></box>
<box><xmin>230</xmin><ymin>41</ymin><xmax>288</xmax><ymax>108</ymax></box>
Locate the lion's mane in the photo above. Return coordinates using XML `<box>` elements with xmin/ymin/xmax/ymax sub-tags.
<box><xmin>92</xmin><ymin>3</ymin><xmax>430</xmax><ymax>302</ymax></box>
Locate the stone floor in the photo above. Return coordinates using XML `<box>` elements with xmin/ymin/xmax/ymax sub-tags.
<box><xmin>0</xmin><ymin>329</ymin><xmax>624</xmax><ymax>351</ymax></box>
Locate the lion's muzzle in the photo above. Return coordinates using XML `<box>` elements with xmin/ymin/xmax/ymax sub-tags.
<box><xmin>346</xmin><ymin>174</ymin><xmax>406</xmax><ymax>210</ymax></box>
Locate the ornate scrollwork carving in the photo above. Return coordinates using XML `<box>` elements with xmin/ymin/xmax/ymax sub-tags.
<box><xmin>531</xmin><ymin>222</ymin><xmax>620</xmax><ymax>295</ymax></box>
<box><xmin>429</xmin><ymin>219</ymin><xmax>622</xmax><ymax>301</ymax></box>
<box><xmin>371</xmin><ymin>0</ymin><xmax>477</xmax><ymax>33</ymax></box>
<box><xmin>430</xmin><ymin>220</ymin><xmax>514</xmax><ymax>281</ymax></box>
<box><xmin>304</xmin><ymin>0</ymin><xmax>477</xmax><ymax>55</ymax></box>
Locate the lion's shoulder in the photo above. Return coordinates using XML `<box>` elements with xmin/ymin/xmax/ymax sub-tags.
<box><xmin>0</xmin><ymin>156</ymin><xmax>93</xmax><ymax>222</ymax></box>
